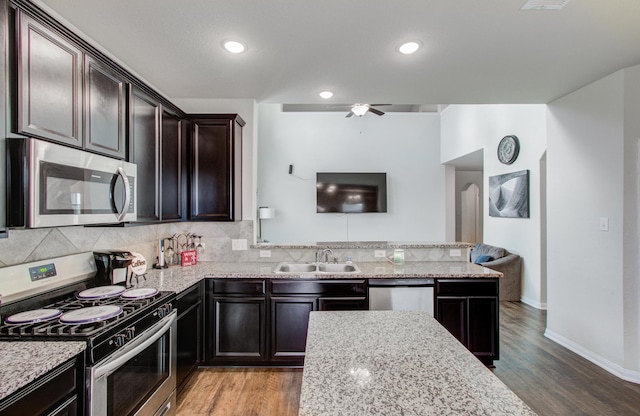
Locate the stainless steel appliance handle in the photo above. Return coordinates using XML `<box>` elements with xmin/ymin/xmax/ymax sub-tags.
<box><xmin>115</xmin><ymin>167</ymin><xmax>130</xmax><ymax>222</ymax></box>
<box><xmin>94</xmin><ymin>311</ymin><xmax>176</xmax><ymax>379</ymax></box>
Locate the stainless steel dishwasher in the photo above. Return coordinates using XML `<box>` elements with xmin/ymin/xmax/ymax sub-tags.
<box><xmin>369</xmin><ymin>279</ymin><xmax>434</xmax><ymax>316</ymax></box>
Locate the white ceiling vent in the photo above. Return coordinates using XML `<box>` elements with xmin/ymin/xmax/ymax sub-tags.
<box><xmin>521</xmin><ymin>0</ymin><xmax>570</xmax><ymax>10</ymax></box>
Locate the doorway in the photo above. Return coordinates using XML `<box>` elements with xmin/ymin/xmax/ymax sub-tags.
<box><xmin>461</xmin><ymin>183</ymin><xmax>481</xmax><ymax>243</ymax></box>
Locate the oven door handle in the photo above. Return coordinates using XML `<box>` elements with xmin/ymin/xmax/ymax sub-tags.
<box><xmin>94</xmin><ymin>311</ymin><xmax>176</xmax><ymax>379</ymax></box>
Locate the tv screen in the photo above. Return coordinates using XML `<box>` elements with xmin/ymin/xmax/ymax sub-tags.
<box><xmin>316</xmin><ymin>172</ymin><xmax>387</xmax><ymax>213</ymax></box>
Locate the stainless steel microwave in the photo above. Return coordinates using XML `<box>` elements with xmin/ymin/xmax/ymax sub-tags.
<box><xmin>7</xmin><ymin>138</ymin><xmax>137</xmax><ymax>228</ymax></box>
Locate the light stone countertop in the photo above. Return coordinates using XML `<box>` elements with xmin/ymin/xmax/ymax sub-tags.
<box><xmin>0</xmin><ymin>260</ymin><xmax>499</xmax><ymax>402</ymax></box>
<box><xmin>0</xmin><ymin>341</ymin><xmax>86</xmax><ymax>401</ymax></box>
<box><xmin>132</xmin><ymin>261</ymin><xmax>501</xmax><ymax>294</ymax></box>
<box><xmin>299</xmin><ymin>311</ymin><xmax>535</xmax><ymax>416</ymax></box>
<box><xmin>253</xmin><ymin>241</ymin><xmax>474</xmax><ymax>249</ymax></box>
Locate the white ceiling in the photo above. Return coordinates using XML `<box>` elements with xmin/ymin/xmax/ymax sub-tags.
<box><xmin>36</xmin><ymin>0</ymin><xmax>640</xmax><ymax>106</ymax></box>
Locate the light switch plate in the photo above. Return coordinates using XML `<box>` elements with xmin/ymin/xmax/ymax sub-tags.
<box><xmin>599</xmin><ymin>217</ymin><xmax>609</xmax><ymax>232</ymax></box>
<box><xmin>374</xmin><ymin>250</ymin><xmax>386</xmax><ymax>258</ymax></box>
<box><xmin>449</xmin><ymin>249</ymin><xmax>462</xmax><ymax>257</ymax></box>
<box><xmin>260</xmin><ymin>250</ymin><xmax>271</xmax><ymax>258</ymax></box>
<box><xmin>231</xmin><ymin>239</ymin><xmax>248</xmax><ymax>250</ymax></box>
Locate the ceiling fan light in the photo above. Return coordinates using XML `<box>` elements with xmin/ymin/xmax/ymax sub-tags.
<box><xmin>319</xmin><ymin>91</ymin><xmax>334</xmax><ymax>99</ymax></box>
<box><xmin>351</xmin><ymin>105</ymin><xmax>369</xmax><ymax>116</ymax></box>
<box><xmin>398</xmin><ymin>41</ymin><xmax>421</xmax><ymax>55</ymax></box>
<box><xmin>223</xmin><ymin>40</ymin><xmax>247</xmax><ymax>54</ymax></box>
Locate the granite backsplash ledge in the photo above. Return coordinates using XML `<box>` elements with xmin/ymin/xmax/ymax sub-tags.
<box><xmin>0</xmin><ymin>221</ymin><xmax>471</xmax><ymax>267</ymax></box>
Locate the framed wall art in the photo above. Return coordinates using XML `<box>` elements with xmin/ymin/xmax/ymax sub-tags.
<box><xmin>489</xmin><ymin>170</ymin><xmax>529</xmax><ymax>218</ymax></box>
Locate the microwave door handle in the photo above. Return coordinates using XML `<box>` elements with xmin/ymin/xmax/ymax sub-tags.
<box><xmin>114</xmin><ymin>167</ymin><xmax>130</xmax><ymax>222</ymax></box>
<box><xmin>93</xmin><ymin>312</ymin><xmax>176</xmax><ymax>379</ymax></box>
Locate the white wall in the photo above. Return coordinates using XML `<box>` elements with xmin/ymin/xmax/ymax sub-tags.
<box><xmin>256</xmin><ymin>104</ymin><xmax>444</xmax><ymax>243</ymax></box>
<box><xmin>546</xmin><ymin>65</ymin><xmax>640</xmax><ymax>381</ymax></box>
<box><xmin>440</xmin><ymin>105</ymin><xmax>547</xmax><ymax>307</ymax></box>
<box><xmin>172</xmin><ymin>98</ymin><xmax>257</xmax><ymax>221</ymax></box>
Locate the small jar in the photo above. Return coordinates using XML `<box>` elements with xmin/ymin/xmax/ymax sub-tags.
<box><xmin>393</xmin><ymin>249</ymin><xmax>405</xmax><ymax>265</ymax></box>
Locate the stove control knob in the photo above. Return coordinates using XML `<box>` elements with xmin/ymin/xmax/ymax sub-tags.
<box><xmin>158</xmin><ymin>306</ymin><xmax>167</xmax><ymax>319</ymax></box>
<box><xmin>114</xmin><ymin>334</ymin><xmax>126</xmax><ymax>347</ymax></box>
<box><xmin>125</xmin><ymin>327</ymin><xmax>135</xmax><ymax>340</ymax></box>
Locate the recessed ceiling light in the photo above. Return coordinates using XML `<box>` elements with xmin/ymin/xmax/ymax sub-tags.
<box><xmin>319</xmin><ymin>91</ymin><xmax>334</xmax><ymax>99</ymax></box>
<box><xmin>398</xmin><ymin>41</ymin><xmax>421</xmax><ymax>55</ymax></box>
<box><xmin>223</xmin><ymin>40</ymin><xmax>247</xmax><ymax>54</ymax></box>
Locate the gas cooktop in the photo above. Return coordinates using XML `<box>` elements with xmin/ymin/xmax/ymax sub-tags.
<box><xmin>0</xmin><ymin>253</ymin><xmax>175</xmax><ymax>364</ymax></box>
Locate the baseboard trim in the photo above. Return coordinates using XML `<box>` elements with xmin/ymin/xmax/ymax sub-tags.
<box><xmin>520</xmin><ymin>296</ymin><xmax>547</xmax><ymax>310</ymax></box>
<box><xmin>544</xmin><ymin>328</ymin><xmax>640</xmax><ymax>384</ymax></box>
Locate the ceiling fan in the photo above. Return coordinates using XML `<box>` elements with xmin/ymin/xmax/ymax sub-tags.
<box><xmin>329</xmin><ymin>103</ymin><xmax>391</xmax><ymax>117</ymax></box>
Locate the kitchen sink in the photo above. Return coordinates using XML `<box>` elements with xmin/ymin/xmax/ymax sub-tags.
<box><xmin>273</xmin><ymin>262</ymin><xmax>361</xmax><ymax>274</ymax></box>
<box><xmin>274</xmin><ymin>263</ymin><xmax>317</xmax><ymax>273</ymax></box>
<box><xmin>317</xmin><ymin>263</ymin><xmax>359</xmax><ymax>273</ymax></box>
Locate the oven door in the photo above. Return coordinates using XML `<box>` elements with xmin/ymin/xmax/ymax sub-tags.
<box><xmin>89</xmin><ymin>311</ymin><xmax>177</xmax><ymax>416</ymax></box>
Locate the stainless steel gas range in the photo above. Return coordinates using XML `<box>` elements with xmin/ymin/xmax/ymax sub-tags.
<box><xmin>0</xmin><ymin>253</ymin><xmax>176</xmax><ymax>416</ymax></box>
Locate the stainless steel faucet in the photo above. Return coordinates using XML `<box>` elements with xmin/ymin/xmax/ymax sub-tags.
<box><xmin>316</xmin><ymin>248</ymin><xmax>335</xmax><ymax>263</ymax></box>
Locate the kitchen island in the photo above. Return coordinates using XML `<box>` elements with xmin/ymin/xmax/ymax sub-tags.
<box><xmin>299</xmin><ymin>310</ymin><xmax>535</xmax><ymax>416</ymax></box>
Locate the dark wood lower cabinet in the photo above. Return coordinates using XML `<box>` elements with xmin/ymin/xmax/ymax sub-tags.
<box><xmin>212</xmin><ymin>297</ymin><xmax>267</xmax><ymax>362</ymax></box>
<box><xmin>271</xmin><ymin>297</ymin><xmax>316</xmax><ymax>361</ymax></box>
<box><xmin>176</xmin><ymin>282</ymin><xmax>202</xmax><ymax>391</ymax></box>
<box><xmin>435</xmin><ymin>279</ymin><xmax>499</xmax><ymax>366</ymax></box>
<box><xmin>203</xmin><ymin>278</ymin><xmax>368</xmax><ymax>366</ymax></box>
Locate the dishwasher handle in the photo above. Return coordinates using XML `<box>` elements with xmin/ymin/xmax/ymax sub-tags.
<box><xmin>369</xmin><ymin>278</ymin><xmax>434</xmax><ymax>287</ymax></box>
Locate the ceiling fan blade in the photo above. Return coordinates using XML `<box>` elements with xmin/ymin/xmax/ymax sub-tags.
<box><xmin>345</xmin><ymin>111</ymin><xmax>354</xmax><ymax>118</ymax></box>
<box><xmin>368</xmin><ymin>107</ymin><xmax>385</xmax><ymax>116</ymax></box>
<box><xmin>369</xmin><ymin>104</ymin><xmax>392</xmax><ymax>107</ymax></box>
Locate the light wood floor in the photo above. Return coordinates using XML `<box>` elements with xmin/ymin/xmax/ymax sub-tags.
<box><xmin>177</xmin><ymin>302</ymin><xmax>640</xmax><ymax>416</ymax></box>
<box><xmin>176</xmin><ymin>368</ymin><xmax>302</xmax><ymax>416</ymax></box>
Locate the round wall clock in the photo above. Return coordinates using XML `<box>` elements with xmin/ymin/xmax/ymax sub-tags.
<box><xmin>497</xmin><ymin>135</ymin><xmax>520</xmax><ymax>165</ymax></box>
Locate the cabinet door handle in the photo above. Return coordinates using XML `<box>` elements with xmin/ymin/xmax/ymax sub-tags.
<box><xmin>114</xmin><ymin>166</ymin><xmax>130</xmax><ymax>222</ymax></box>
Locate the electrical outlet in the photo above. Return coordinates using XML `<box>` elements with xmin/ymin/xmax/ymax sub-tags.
<box><xmin>231</xmin><ymin>239</ymin><xmax>247</xmax><ymax>251</ymax></box>
<box><xmin>374</xmin><ymin>250</ymin><xmax>386</xmax><ymax>258</ymax></box>
<box><xmin>260</xmin><ymin>250</ymin><xmax>271</xmax><ymax>258</ymax></box>
<box><xmin>449</xmin><ymin>249</ymin><xmax>462</xmax><ymax>257</ymax></box>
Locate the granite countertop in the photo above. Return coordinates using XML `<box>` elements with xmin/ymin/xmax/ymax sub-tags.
<box><xmin>299</xmin><ymin>311</ymin><xmax>535</xmax><ymax>416</ymax></box>
<box><xmin>253</xmin><ymin>241</ymin><xmax>474</xmax><ymax>249</ymax></box>
<box><xmin>0</xmin><ymin>341</ymin><xmax>86</xmax><ymax>401</ymax></box>
<box><xmin>133</xmin><ymin>261</ymin><xmax>501</xmax><ymax>294</ymax></box>
<box><xmin>0</xmin><ymin>260</ymin><xmax>499</xmax><ymax>402</ymax></box>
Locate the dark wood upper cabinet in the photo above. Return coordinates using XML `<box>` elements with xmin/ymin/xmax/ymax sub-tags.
<box><xmin>84</xmin><ymin>55</ymin><xmax>126</xmax><ymax>159</ymax></box>
<box><xmin>190</xmin><ymin>115</ymin><xmax>244</xmax><ymax>221</ymax></box>
<box><xmin>129</xmin><ymin>86</ymin><xmax>160</xmax><ymax>223</ymax></box>
<box><xmin>160</xmin><ymin>109</ymin><xmax>183</xmax><ymax>221</ymax></box>
<box><xmin>17</xmin><ymin>11</ymin><xmax>82</xmax><ymax>147</ymax></box>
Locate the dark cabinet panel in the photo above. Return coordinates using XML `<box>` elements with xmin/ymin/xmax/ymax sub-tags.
<box><xmin>435</xmin><ymin>297</ymin><xmax>467</xmax><ymax>345</ymax></box>
<box><xmin>84</xmin><ymin>55</ymin><xmax>126</xmax><ymax>159</ymax></box>
<box><xmin>435</xmin><ymin>279</ymin><xmax>499</xmax><ymax>366</ymax></box>
<box><xmin>160</xmin><ymin>110</ymin><xmax>183</xmax><ymax>220</ymax></box>
<box><xmin>190</xmin><ymin>115</ymin><xmax>244</xmax><ymax>221</ymax></box>
<box><xmin>176</xmin><ymin>282</ymin><xmax>202</xmax><ymax>392</ymax></box>
<box><xmin>129</xmin><ymin>86</ymin><xmax>160</xmax><ymax>222</ymax></box>
<box><xmin>18</xmin><ymin>11</ymin><xmax>82</xmax><ymax>146</ymax></box>
<box><xmin>210</xmin><ymin>297</ymin><xmax>266</xmax><ymax>362</ymax></box>
<box><xmin>318</xmin><ymin>296</ymin><xmax>368</xmax><ymax>311</ymax></box>
<box><xmin>270</xmin><ymin>297</ymin><xmax>316</xmax><ymax>361</ymax></box>
<box><xmin>468</xmin><ymin>297</ymin><xmax>498</xmax><ymax>360</ymax></box>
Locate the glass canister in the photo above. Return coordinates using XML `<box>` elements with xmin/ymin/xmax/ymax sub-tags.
<box><xmin>393</xmin><ymin>249</ymin><xmax>405</xmax><ymax>265</ymax></box>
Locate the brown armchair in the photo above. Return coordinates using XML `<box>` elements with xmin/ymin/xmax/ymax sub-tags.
<box><xmin>470</xmin><ymin>243</ymin><xmax>522</xmax><ymax>301</ymax></box>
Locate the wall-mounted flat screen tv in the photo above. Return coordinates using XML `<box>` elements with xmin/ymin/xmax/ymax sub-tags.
<box><xmin>316</xmin><ymin>172</ymin><xmax>387</xmax><ymax>213</ymax></box>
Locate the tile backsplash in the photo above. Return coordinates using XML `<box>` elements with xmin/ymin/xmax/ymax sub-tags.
<box><xmin>0</xmin><ymin>221</ymin><xmax>257</xmax><ymax>267</ymax></box>
<box><xmin>0</xmin><ymin>221</ymin><xmax>469</xmax><ymax>268</ymax></box>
